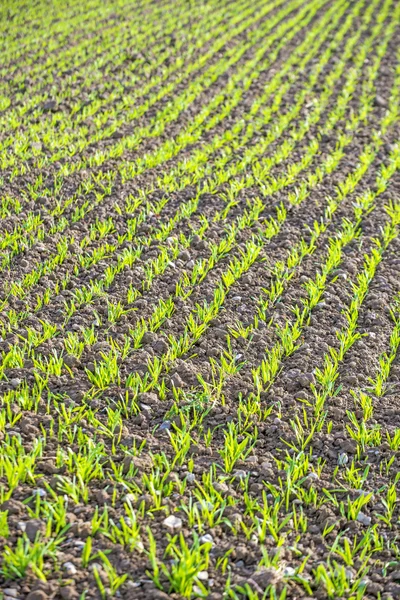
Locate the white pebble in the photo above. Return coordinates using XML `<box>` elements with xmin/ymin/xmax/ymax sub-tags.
<box><xmin>356</xmin><ymin>511</ymin><xmax>371</xmax><ymax>526</ymax></box>
<box><xmin>200</xmin><ymin>533</ymin><xmax>213</xmax><ymax>545</ymax></box>
<box><xmin>63</xmin><ymin>561</ymin><xmax>78</xmax><ymax>575</ymax></box>
<box><xmin>163</xmin><ymin>515</ymin><xmax>182</xmax><ymax>531</ymax></box>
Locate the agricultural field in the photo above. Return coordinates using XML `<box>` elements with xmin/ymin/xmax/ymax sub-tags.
<box><xmin>0</xmin><ymin>0</ymin><xmax>400</xmax><ymax>598</ymax></box>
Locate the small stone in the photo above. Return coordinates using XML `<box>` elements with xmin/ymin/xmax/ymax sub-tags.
<box><xmin>125</xmin><ymin>581</ymin><xmax>141</xmax><ymax>590</ymax></box>
<box><xmin>338</xmin><ymin>452</ymin><xmax>349</xmax><ymax>466</ymax></box>
<box><xmin>159</xmin><ymin>420</ymin><xmax>171</xmax><ymax>431</ymax></box>
<box><xmin>260</xmin><ymin>461</ymin><xmax>273</xmax><ymax>470</ymax></box>
<box><xmin>25</xmin><ymin>519</ymin><xmax>46</xmax><ymax>542</ymax></box>
<box><xmin>374</xmin><ymin>95</ymin><xmax>387</xmax><ymax>107</ymax></box>
<box><xmin>63</xmin><ymin>561</ymin><xmax>78</xmax><ymax>576</ymax></box>
<box><xmin>336</xmin><ymin>271</ymin><xmax>347</xmax><ymax>279</ymax></box>
<box><xmin>10</xmin><ymin>378</ymin><xmax>21</xmax><ymax>388</ymax></box>
<box><xmin>3</xmin><ymin>590</ymin><xmax>19</xmax><ymax>599</ymax></box>
<box><xmin>163</xmin><ymin>515</ymin><xmax>182</xmax><ymax>531</ymax></box>
<box><xmin>197</xmin><ymin>571</ymin><xmax>209</xmax><ymax>581</ymax></box>
<box><xmin>233</xmin><ymin>469</ymin><xmax>247</xmax><ymax>479</ymax></box>
<box><xmin>195</xmin><ymin>500</ymin><xmax>214</xmax><ymax>511</ymax></box>
<box><xmin>229</xmin><ymin>513</ymin><xmax>243</xmax><ymax>525</ymax></box>
<box><xmin>356</xmin><ymin>511</ymin><xmax>372</xmax><ymax>526</ymax></box>
<box><xmin>284</xmin><ymin>566</ymin><xmax>296</xmax><ymax>577</ymax></box>
<box><xmin>214</xmin><ymin>482</ymin><xmax>229</xmax><ymax>494</ymax></box>
<box><xmin>357</xmin><ymin>489</ymin><xmax>373</xmax><ymax>500</ymax></box>
<box><xmin>200</xmin><ymin>534</ymin><xmax>213</xmax><ymax>545</ymax></box>
<box><xmin>186</xmin><ymin>473</ymin><xmax>196</xmax><ymax>484</ymax></box>
<box><xmin>138</xmin><ymin>392</ymin><xmax>159</xmax><ymax>405</ymax></box>
<box><xmin>124</xmin><ymin>493</ymin><xmax>136</xmax><ymax>504</ymax></box>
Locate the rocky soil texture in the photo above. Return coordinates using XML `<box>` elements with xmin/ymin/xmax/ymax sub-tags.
<box><xmin>0</xmin><ymin>0</ymin><xmax>400</xmax><ymax>599</ymax></box>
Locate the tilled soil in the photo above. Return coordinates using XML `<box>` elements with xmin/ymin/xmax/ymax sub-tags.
<box><xmin>1</xmin><ymin>0</ymin><xmax>400</xmax><ymax>599</ymax></box>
